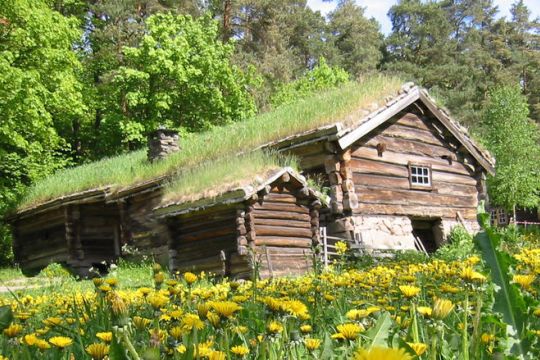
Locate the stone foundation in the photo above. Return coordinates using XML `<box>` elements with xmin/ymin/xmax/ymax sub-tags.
<box><xmin>326</xmin><ymin>215</ymin><xmax>481</xmax><ymax>251</ymax></box>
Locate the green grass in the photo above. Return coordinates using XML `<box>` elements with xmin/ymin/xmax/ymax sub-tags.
<box><xmin>162</xmin><ymin>151</ymin><xmax>297</xmax><ymax>204</ymax></box>
<box><xmin>20</xmin><ymin>75</ymin><xmax>403</xmax><ymax>209</ymax></box>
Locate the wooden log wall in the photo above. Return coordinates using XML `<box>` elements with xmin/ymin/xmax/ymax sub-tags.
<box><xmin>121</xmin><ymin>189</ymin><xmax>170</xmax><ymax>264</ymax></box>
<box><xmin>169</xmin><ymin>205</ymin><xmax>239</xmax><ymax>276</ymax></box>
<box><xmin>250</xmin><ymin>186</ymin><xmax>316</xmax><ymax>278</ymax></box>
<box><xmin>13</xmin><ymin>208</ymin><xmax>68</xmax><ymax>274</ymax></box>
<box><xmin>350</xmin><ymin>108</ymin><xmax>481</xmax><ymax>220</ymax></box>
<box><xmin>77</xmin><ymin>203</ymin><xmax>120</xmax><ymax>265</ymax></box>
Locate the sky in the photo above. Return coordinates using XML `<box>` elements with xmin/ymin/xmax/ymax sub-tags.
<box><xmin>307</xmin><ymin>0</ymin><xmax>540</xmax><ymax>34</ymax></box>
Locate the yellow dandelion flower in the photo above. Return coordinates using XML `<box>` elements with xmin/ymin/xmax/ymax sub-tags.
<box><xmin>96</xmin><ymin>332</ymin><xmax>113</xmax><ymax>343</ymax></box>
<box><xmin>513</xmin><ymin>274</ymin><xmax>536</xmax><ymax>290</ymax></box>
<box><xmin>86</xmin><ymin>343</ymin><xmax>110</xmax><ymax>360</ymax></box>
<box><xmin>354</xmin><ymin>347</ymin><xmax>412</xmax><ymax>360</ymax></box>
<box><xmin>208</xmin><ymin>350</ymin><xmax>226</xmax><ymax>360</ymax></box>
<box><xmin>460</xmin><ymin>267</ymin><xmax>486</xmax><ymax>282</ymax></box>
<box><xmin>231</xmin><ymin>345</ymin><xmax>250</xmax><ymax>356</ymax></box>
<box><xmin>49</xmin><ymin>336</ymin><xmax>73</xmax><ymax>349</ymax></box>
<box><xmin>267</xmin><ymin>321</ymin><xmax>284</xmax><ymax>334</ymax></box>
<box><xmin>407</xmin><ymin>342</ymin><xmax>428</xmax><ymax>356</ymax></box>
<box><xmin>417</xmin><ymin>306</ymin><xmax>432</xmax><ymax>317</ymax></box>
<box><xmin>305</xmin><ymin>338</ymin><xmax>322</xmax><ymax>351</ymax></box>
<box><xmin>42</xmin><ymin>317</ymin><xmax>62</xmax><ymax>327</ymax></box>
<box><xmin>432</xmin><ymin>298</ymin><xmax>454</xmax><ymax>320</ymax></box>
<box><xmin>300</xmin><ymin>324</ymin><xmax>313</xmax><ymax>333</ymax></box>
<box><xmin>332</xmin><ymin>323</ymin><xmax>364</xmax><ymax>340</ymax></box>
<box><xmin>399</xmin><ymin>285</ymin><xmax>421</xmax><ymax>298</ymax></box>
<box><xmin>105</xmin><ymin>278</ymin><xmax>118</xmax><ymax>287</ymax></box>
<box><xmin>335</xmin><ymin>241</ymin><xmax>348</xmax><ymax>255</ymax></box>
<box><xmin>209</xmin><ymin>301</ymin><xmax>242</xmax><ymax>318</ymax></box>
<box><xmin>154</xmin><ymin>272</ymin><xmax>165</xmax><ymax>284</ymax></box>
<box><xmin>181</xmin><ymin>313</ymin><xmax>204</xmax><ymax>331</ymax></box>
<box><xmin>176</xmin><ymin>344</ymin><xmax>187</xmax><ymax>354</ymax></box>
<box><xmin>133</xmin><ymin>316</ymin><xmax>152</xmax><ymax>330</ymax></box>
<box><xmin>147</xmin><ymin>293</ymin><xmax>169</xmax><ymax>309</ymax></box>
<box><xmin>107</xmin><ymin>292</ymin><xmax>128</xmax><ymax>316</ymax></box>
<box><xmin>184</xmin><ymin>272</ymin><xmax>198</xmax><ymax>284</ymax></box>
<box><xmin>481</xmin><ymin>333</ymin><xmax>495</xmax><ymax>343</ymax></box>
<box><xmin>35</xmin><ymin>339</ymin><xmax>51</xmax><ymax>350</ymax></box>
<box><xmin>137</xmin><ymin>287</ymin><xmax>153</xmax><ymax>296</ymax></box>
<box><xmin>534</xmin><ymin>308</ymin><xmax>540</xmax><ymax>317</ymax></box>
<box><xmin>3</xmin><ymin>324</ymin><xmax>22</xmax><ymax>338</ymax></box>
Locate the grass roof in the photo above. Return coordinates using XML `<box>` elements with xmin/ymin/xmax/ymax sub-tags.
<box><xmin>162</xmin><ymin>151</ymin><xmax>297</xmax><ymax>206</ymax></box>
<box><xmin>19</xmin><ymin>75</ymin><xmax>403</xmax><ymax>210</ymax></box>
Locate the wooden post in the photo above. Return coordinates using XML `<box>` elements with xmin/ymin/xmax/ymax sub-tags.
<box><xmin>65</xmin><ymin>205</ymin><xmax>84</xmax><ymax>264</ymax></box>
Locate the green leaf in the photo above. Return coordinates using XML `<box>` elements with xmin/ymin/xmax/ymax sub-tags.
<box><xmin>475</xmin><ymin>224</ymin><xmax>528</xmax><ymax>355</ymax></box>
<box><xmin>364</xmin><ymin>312</ymin><xmax>392</xmax><ymax>349</ymax></box>
<box><xmin>0</xmin><ymin>305</ymin><xmax>13</xmax><ymax>331</ymax></box>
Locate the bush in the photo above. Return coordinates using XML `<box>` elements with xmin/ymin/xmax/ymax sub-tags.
<box><xmin>435</xmin><ymin>225</ymin><xmax>475</xmax><ymax>261</ymax></box>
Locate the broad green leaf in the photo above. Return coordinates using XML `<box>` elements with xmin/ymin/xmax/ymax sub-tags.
<box><xmin>365</xmin><ymin>312</ymin><xmax>392</xmax><ymax>349</ymax></box>
<box><xmin>0</xmin><ymin>305</ymin><xmax>13</xmax><ymax>330</ymax></box>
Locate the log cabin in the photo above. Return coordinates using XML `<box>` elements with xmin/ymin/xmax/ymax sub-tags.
<box><xmin>7</xmin><ymin>80</ymin><xmax>495</xmax><ymax>276</ymax></box>
<box><xmin>153</xmin><ymin>168</ymin><xmax>321</xmax><ymax>278</ymax></box>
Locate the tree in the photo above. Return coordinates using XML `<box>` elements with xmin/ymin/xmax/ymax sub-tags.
<box><xmin>271</xmin><ymin>57</ymin><xmax>348</xmax><ymax>107</ymax></box>
<box><xmin>327</xmin><ymin>0</ymin><xmax>383</xmax><ymax>77</ymax></box>
<box><xmin>105</xmin><ymin>13</ymin><xmax>257</xmax><ymax>149</ymax></box>
<box><xmin>0</xmin><ymin>0</ymin><xmax>85</xmax><ymax>264</ymax></box>
<box><xmin>483</xmin><ymin>86</ymin><xmax>540</xmax><ymax>219</ymax></box>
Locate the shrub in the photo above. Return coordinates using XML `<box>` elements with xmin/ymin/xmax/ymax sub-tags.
<box><xmin>435</xmin><ymin>225</ymin><xmax>475</xmax><ymax>261</ymax></box>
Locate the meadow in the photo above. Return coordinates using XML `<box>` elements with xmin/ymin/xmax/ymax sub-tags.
<box><xmin>0</xmin><ymin>225</ymin><xmax>539</xmax><ymax>360</ymax></box>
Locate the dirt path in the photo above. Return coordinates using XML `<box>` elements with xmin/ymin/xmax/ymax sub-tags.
<box><xmin>0</xmin><ymin>278</ymin><xmax>43</xmax><ymax>293</ymax></box>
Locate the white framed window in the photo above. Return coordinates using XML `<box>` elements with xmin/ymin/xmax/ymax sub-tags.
<box><xmin>408</xmin><ymin>163</ymin><xmax>432</xmax><ymax>189</ymax></box>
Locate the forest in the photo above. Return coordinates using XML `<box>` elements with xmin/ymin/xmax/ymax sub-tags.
<box><xmin>0</xmin><ymin>0</ymin><xmax>539</xmax><ymax>266</ymax></box>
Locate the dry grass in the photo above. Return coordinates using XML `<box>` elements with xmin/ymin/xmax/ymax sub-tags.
<box><xmin>20</xmin><ymin>75</ymin><xmax>403</xmax><ymax>209</ymax></box>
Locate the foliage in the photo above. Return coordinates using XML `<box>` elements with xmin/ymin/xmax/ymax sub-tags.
<box><xmin>0</xmin><ymin>0</ymin><xmax>84</xmax><ymax>265</ymax></box>
<box><xmin>435</xmin><ymin>226</ymin><xmax>476</xmax><ymax>261</ymax></box>
<box><xmin>483</xmin><ymin>86</ymin><xmax>540</xmax><ymax>213</ymax></box>
<box><xmin>20</xmin><ymin>76</ymin><xmax>402</xmax><ymax>208</ymax></box>
<box><xmin>271</xmin><ymin>58</ymin><xmax>349</xmax><ymax>107</ymax></box>
<box><xmin>0</xmin><ymin>255</ymin><xmax>505</xmax><ymax>359</ymax></box>
<box><xmin>106</xmin><ymin>13</ymin><xmax>257</xmax><ymax>149</ymax></box>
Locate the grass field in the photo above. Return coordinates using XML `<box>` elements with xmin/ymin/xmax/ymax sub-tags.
<box><xmin>0</xmin><ymin>226</ymin><xmax>539</xmax><ymax>359</ymax></box>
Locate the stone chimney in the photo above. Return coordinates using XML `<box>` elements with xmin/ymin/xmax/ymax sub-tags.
<box><xmin>147</xmin><ymin>128</ymin><xmax>180</xmax><ymax>162</ymax></box>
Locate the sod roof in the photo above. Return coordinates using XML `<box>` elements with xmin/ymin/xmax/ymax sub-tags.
<box><xmin>17</xmin><ymin>75</ymin><xmax>403</xmax><ymax>212</ymax></box>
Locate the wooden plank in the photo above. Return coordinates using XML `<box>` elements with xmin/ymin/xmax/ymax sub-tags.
<box><xmin>354</xmin><ymin>173</ymin><xmax>478</xmax><ymax>197</ymax></box>
<box><xmin>253</xmin><ymin>202</ymin><xmax>309</xmax><ymax>214</ymax></box>
<box><xmin>255</xmin><ymin>225</ymin><xmax>313</xmax><ymax>238</ymax></box>
<box><xmin>362</xmin><ymin>134</ymin><xmax>456</xmax><ymax>158</ymax></box>
<box><xmin>352</xmin><ymin>147</ymin><xmax>472</xmax><ymax>176</ymax></box>
<box><xmin>394</xmin><ymin>112</ymin><xmax>432</xmax><ymax>131</ymax></box>
<box><xmin>254</xmin><ymin>237</ymin><xmax>312</xmax><ymax>248</ymax></box>
<box><xmin>355</xmin><ymin>203</ymin><xmax>477</xmax><ymax>219</ymax></box>
<box><xmin>252</xmin><ymin>209</ymin><xmax>311</xmax><ymax>222</ymax></box>
<box><xmin>177</xmin><ymin>227</ymin><xmax>236</xmax><ymax>243</ymax></box>
<box><xmin>253</xmin><ymin>218</ymin><xmax>311</xmax><ymax>228</ymax></box>
<box><xmin>380</xmin><ymin>124</ymin><xmax>447</xmax><ymax>147</ymax></box>
<box><xmin>356</xmin><ymin>187</ymin><xmax>477</xmax><ymax>208</ymax></box>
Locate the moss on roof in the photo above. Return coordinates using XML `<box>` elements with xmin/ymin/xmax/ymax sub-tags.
<box><xmin>19</xmin><ymin>75</ymin><xmax>403</xmax><ymax>210</ymax></box>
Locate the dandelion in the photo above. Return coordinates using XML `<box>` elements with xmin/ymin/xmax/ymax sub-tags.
<box><xmin>3</xmin><ymin>324</ymin><xmax>22</xmax><ymax>338</ymax></box>
<box><xmin>332</xmin><ymin>323</ymin><xmax>364</xmax><ymax>340</ymax></box>
<box><xmin>481</xmin><ymin>333</ymin><xmax>495</xmax><ymax>343</ymax></box>
<box><xmin>231</xmin><ymin>345</ymin><xmax>250</xmax><ymax>356</ymax></box>
<box><xmin>417</xmin><ymin>306</ymin><xmax>432</xmax><ymax>317</ymax></box>
<box><xmin>305</xmin><ymin>338</ymin><xmax>322</xmax><ymax>351</ymax></box>
<box><xmin>184</xmin><ymin>272</ymin><xmax>198</xmax><ymax>284</ymax></box>
<box><xmin>42</xmin><ymin>317</ymin><xmax>62</xmax><ymax>327</ymax></box>
<box><xmin>267</xmin><ymin>321</ymin><xmax>284</xmax><ymax>334</ymax></box>
<box><xmin>133</xmin><ymin>316</ymin><xmax>152</xmax><ymax>330</ymax></box>
<box><xmin>300</xmin><ymin>324</ymin><xmax>313</xmax><ymax>333</ymax></box>
<box><xmin>354</xmin><ymin>347</ymin><xmax>412</xmax><ymax>360</ymax></box>
<box><xmin>335</xmin><ymin>241</ymin><xmax>348</xmax><ymax>255</ymax></box>
<box><xmin>49</xmin><ymin>336</ymin><xmax>73</xmax><ymax>349</ymax></box>
<box><xmin>176</xmin><ymin>344</ymin><xmax>187</xmax><ymax>354</ymax></box>
<box><xmin>209</xmin><ymin>301</ymin><xmax>242</xmax><ymax>318</ymax></box>
<box><xmin>432</xmin><ymin>298</ymin><xmax>454</xmax><ymax>320</ymax></box>
<box><xmin>407</xmin><ymin>342</ymin><xmax>428</xmax><ymax>356</ymax></box>
<box><xmin>147</xmin><ymin>293</ymin><xmax>169</xmax><ymax>309</ymax></box>
<box><xmin>460</xmin><ymin>267</ymin><xmax>486</xmax><ymax>282</ymax></box>
<box><xmin>513</xmin><ymin>274</ymin><xmax>536</xmax><ymax>290</ymax></box>
<box><xmin>181</xmin><ymin>313</ymin><xmax>204</xmax><ymax>331</ymax></box>
<box><xmin>96</xmin><ymin>332</ymin><xmax>113</xmax><ymax>342</ymax></box>
<box><xmin>399</xmin><ymin>285</ymin><xmax>421</xmax><ymax>298</ymax></box>
<box><xmin>86</xmin><ymin>343</ymin><xmax>110</xmax><ymax>360</ymax></box>
<box><xmin>208</xmin><ymin>350</ymin><xmax>226</xmax><ymax>360</ymax></box>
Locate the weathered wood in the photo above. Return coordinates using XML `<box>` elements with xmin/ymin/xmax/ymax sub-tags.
<box><xmin>353</xmin><ymin>147</ymin><xmax>472</xmax><ymax>175</ymax></box>
<box><xmin>255</xmin><ymin>225</ymin><xmax>313</xmax><ymax>238</ymax></box>
<box><xmin>355</xmin><ymin>203</ymin><xmax>477</xmax><ymax>219</ymax></box>
<box><xmin>252</xmin><ymin>209</ymin><xmax>311</xmax><ymax>221</ymax></box>
<box><xmin>252</xmin><ymin>202</ymin><xmax>308</xmax><ymax>214</ymax></box>
<box><xmin>253</xmin><ymin>218</ymin><xmax>311</xmax><ymax>228</ymax></box>
<box><xmin>356</xmin><ymin>187</ymin><xmax>477</xmax><ymax>208</ymax></box>
<box><xmin>254</xmin><ymin>237</ymin><xmax>312</xmax><ymax>247</ymax></box>
<box><xmin>380</xmin><ymin>124</ymin><xmax>447</xmax><ymax>147</ymax></box>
